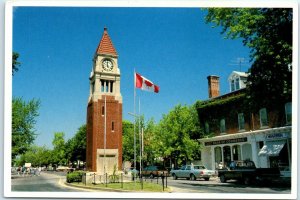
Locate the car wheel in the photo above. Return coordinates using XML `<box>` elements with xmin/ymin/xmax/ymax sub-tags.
<box><xmin>172</xmin><ymin>174</ymin><xmax>177</xmax><ymax>180</ymax></box>
<box><xmin>190</xmin><ymin>174</ymin><xmax>196</xmax><ymax>181</ymax></box>
<box><xmin>220</xmin><ymin>175</ymin><xmax>226</xmax><ymax>183</ymax></box>
<box><xmin>243</xmin><ymin>176</ymin><xmax>251</xmax><ymax>185</ymax></box>
<box><xmin>204</xmin><ymin>177</ymin><xmax>210</xmax><ymax>181</ymax></box>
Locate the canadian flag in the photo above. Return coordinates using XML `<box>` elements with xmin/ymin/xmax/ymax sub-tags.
<box><xmin>135</xmin><ymin>73</ymin><xmax>159</xmax><ymax>93</ymax></box>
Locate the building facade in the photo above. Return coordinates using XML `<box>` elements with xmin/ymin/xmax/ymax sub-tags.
<box><xmin>197</xmin><ymin>72</ymin><xmax>291</xmax><ymax>177</ymax></box>
<box><xmin>86</xmin><ymin>28</ymin><xmax>123</xmax><ymax>174</ymax></box>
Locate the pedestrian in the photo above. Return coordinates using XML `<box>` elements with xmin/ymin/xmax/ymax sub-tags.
<box><xmin>17</xmin><ymin>166</ymin><xmax>21</xmax><ymax>175</ymax></box>
<box><xmin>22</xmin><ymin>166</ymin><xmax>26</xmax><ymax>176</ymax></box>
<box><xmin>38</xmin><ymin>166</ymin><xmax>42</xmax><ymax>176</ymax></box>
<box><xmin>229</xmin><ymin>161</ymin><xmax>236</xmax><ymax>169</ymax></box>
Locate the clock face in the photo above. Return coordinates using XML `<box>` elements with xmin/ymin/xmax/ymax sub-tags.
<box><xmin>102</xmin><ymin>59</ymin><xmax>113</xmax><ymax>71</ymax></box>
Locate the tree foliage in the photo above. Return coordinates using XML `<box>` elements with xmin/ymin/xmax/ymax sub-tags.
<box><xmin>205</xmin><ymin>8</ymin><xmax>292</xmax><ymax>109</ymax></box>
<box><xmin>65</xmin><ymin>124</ymin><xmax>86</xmax><ymax>163</ymax></box>
<box><xmin>122</xmin><ymin>104</ymin><xmax>202</xmax><ymax>168</ymax></box>
<box><xmin>122</xmin><ymin>120</ymin><xmax>135</xmax><ymax>163</ymax></box>
<box><xmin>15</xmin><ymin>145</ymin><xmax>52</xmax><ymax>167</ymax></box>
<box><xmin>157</xmin><ymin>104</ymin><xmax>202</xmax><ymax>166</ymax></box>
<box><xmin>51</xmin><ymin>132</ymin><xmax>66</xmax><ymax>165</ymax></box>
<box><xmin>12</xmin><ymin>97</ymin><xmax>40</xmax><ymax>160</ymax></box>
<box><xmin>12</xmin><ymin>52</ymin><xmax>21</xmax><ymax>75</ymax></box>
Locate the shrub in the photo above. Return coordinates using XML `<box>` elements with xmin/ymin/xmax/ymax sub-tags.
<box><xmin>66</xmin><ymin>171</ymin><xmax>84</xmax><ymax>183</ymax></box>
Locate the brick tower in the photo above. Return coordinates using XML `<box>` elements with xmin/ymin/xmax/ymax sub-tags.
<box><xmin>86</xmin><ymin>27</ymin><xmax>122</xmax><ymax>174</ymax></box>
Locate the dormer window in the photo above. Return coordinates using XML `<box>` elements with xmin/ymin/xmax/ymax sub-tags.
<box><xmin>231</xmin><ymin>80</ymin><xmax>235</xmax><ymax>92</ymax></box>
<box><xmin>235</xmin><ymin>78</ymin><xmax>240</xmax><ymax>90</ymax></box>
<box><xmin>228</xmin><ymin>71</ymin><xmax>248</xmax><ymax>92</ymax></box>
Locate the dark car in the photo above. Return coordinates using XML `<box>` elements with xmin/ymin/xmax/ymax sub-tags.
<box><xmin>218</xmin><ymin>160</ymin><xmax>280</xmax><ymax>185</ymax></box>
<box><xmin>141</xmin><ymin>166</ymin><xmax>168</xmax><ymax>178</ymax></box>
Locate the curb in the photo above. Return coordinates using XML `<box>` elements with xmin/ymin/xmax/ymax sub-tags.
<box><xmin>64</xmin><ymin>182</ymin><xmax>131</xmax><ymax>192</ymax></box>
<box><xmin>64</xmin><ymin>181</ymin><xmax>173</xmax><ymax>193</ymax></box>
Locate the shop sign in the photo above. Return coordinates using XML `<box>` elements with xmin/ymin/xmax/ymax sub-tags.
<box><xmin>204</xmin><ymin>137</ymin><xmax>247</xmax><ymax>146</ymax></box>
<box><xmin>266</xmin><ymin>133</ymin><xmax>289</xmax><ymax>140</ymax></box>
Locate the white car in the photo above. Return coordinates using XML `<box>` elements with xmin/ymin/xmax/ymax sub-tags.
<box><xmin>170</xmin><ymin>165</ymin><xmax>216</xmax><ymax>181</ymax></box>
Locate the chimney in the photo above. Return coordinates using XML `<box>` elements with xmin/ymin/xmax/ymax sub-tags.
<box><xmin>207</xmin><ymin>75</ymin><xmax>220</xmax><ymax>98</ymax></box>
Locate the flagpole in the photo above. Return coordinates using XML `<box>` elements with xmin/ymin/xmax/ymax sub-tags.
<box><xmin>139</xmin><ymin>97</ymin><xmax>141</xmax><ymax>179</ymax></box>
<box><xmin>141</xmin><ymin>127</ymin><xmax>144</xmax><ymax>171</ymax></box>
<box><xmin>133</xmin><ymin>69</ymin><xmax>136</xmax><ymax>186</ymax></box>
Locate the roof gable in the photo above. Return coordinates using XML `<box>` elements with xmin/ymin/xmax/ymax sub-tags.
<box><xmin>95</xmin><ymin>27</ymin><xmax>118</xmax><ymax>57</ymax></box>
<box><xmin>228</xmin><ymin>71</ymin><xmax>249</xmax><ymax>81</ymax></box>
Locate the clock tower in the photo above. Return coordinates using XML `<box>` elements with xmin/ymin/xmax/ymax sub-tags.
<box><xmin>86</xmin><ymin>27</ymin><xmax>122</xmax><ymax>174</ymax></box>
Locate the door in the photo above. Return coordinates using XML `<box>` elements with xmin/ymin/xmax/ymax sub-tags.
<box><xmin>97</xmin><ymin>154</ymin><xmax>118</xmax><ymax>174</ymax></box>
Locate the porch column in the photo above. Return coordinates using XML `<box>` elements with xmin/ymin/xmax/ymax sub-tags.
<box><xmin>251</xmin><ymin>141</ymin><xmax>259</xmax><ymax>167</ymax></box>
<box><xmin>230</xmin><ymin>145</ymin><xmax>233</xmax><ymax>161</ymax></box>
<box><xmin>287</xmin><ymin>138</ymin><xmax>291</xmax><ymax>171</ymax></box>
<box><xmin>221</xmin><ymin>146</ymin><xmax>224</xmax><ymax>167</ymax></box>
<box><xmin>211</xmin><ymin>146</ymin><xmax>215</xmax><ymax>170</ymax></box>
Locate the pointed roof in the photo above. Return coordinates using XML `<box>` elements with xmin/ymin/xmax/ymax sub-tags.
<box><xmin>95</xmin><ymin>27</ymin><xmax>118</xmax><ymax>57</ymax></box>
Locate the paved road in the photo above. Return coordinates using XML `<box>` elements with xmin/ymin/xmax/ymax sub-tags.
<box><xmin>164</xmin><ymin>176</ymin><xmax>291</xmax><ymax>193</ymax></box>
<box><xmin>11</xmin><ymin>171</ymin><xmax>291</xmax><ymax>194</ymax></box>
<box><xmin>11</xmin><ymin>171</ymin><xmax>81</xmax><ymax>192</ymax></box>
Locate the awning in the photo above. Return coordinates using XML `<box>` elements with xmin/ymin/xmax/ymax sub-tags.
<box><xmin>258</xmin><ymin>140</ymin><xmax>286</xmax><ymax>156</ymax></box>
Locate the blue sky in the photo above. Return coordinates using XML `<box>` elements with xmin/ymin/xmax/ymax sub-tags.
<box><xmin>12</xmin><ymin>7</ymin><xmax>251</xmax><ymax>148</ymax></box>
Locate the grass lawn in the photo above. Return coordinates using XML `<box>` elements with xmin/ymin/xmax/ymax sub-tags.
<box><xmin>69</xmin><ymin>181</ymin><xmax>171</xmax><ymax>192</ymax></box>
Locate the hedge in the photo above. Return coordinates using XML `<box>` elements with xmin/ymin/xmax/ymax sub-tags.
<box><xmin>66</xmin><ymin>171</ymin><xmax>84</xmax><ymax>183</ymax></box>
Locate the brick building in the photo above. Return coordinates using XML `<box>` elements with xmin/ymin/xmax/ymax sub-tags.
<box><xmin>86</xmin><ymin>28</ymin><xmax>122</xmax><ymax>174</ymax></box>
<box><xmin>197</xmin><ymin>71</ymin><xmax>292</xmax><ymax>177</ymax></box>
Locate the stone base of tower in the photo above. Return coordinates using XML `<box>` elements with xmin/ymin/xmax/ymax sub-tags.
<box><xmin>96</xmin><ymin>149</ymin><xmax>119</xmax><ymax>174</ymax></box>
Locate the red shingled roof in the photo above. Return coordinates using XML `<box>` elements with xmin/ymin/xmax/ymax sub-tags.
<box><xmin>95</xmin><ymin>27</ymin><xmax>118</xmax><ymax>56</ymax></box>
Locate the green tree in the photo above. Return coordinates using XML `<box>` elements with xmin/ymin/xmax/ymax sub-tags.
<box><xmin>52</xmin><ymin>132</ymin><xmax>66</xmax><ymax>165</ymax></box>
<box><xmin>142</xmin><ymin>118</ymin><xmax>160</xmax><ymax>165</ymax></box>
<box><xmin>205</xmin><ymin>8</ymin><xmax>292</xmax><ymax>109</ymax></box>
<box><xmin>12</xmin><ymin>52</ymin><xmax>21</xmax><ymax>75</ymax></box>
<box><xmin>65</xmin><ymin>124</ymin><xmax>86</xmax><ymax>164</ymax></box>
<box><xmin>122</xmin><ymin>120</ymin><xmax>135</xmax><ymax>163</ymax></box>
<box><xmin>12</xmin><ymin>97</ymin><xmax>40</xmax><ymax>161</ymax></box>
<box><xmin>16</xmin><ymin>145</ymin><xmax>51</xmax><ymax>167</ymax></box>
<box><xmin>157</xmin><ymin>104</ymin><xmax>201</xmax><ymax>167</ymax></box>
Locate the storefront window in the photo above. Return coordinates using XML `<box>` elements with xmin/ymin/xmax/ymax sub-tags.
<box><xmin>214</xmin><ymin>147</ymin><xmax>222</xmax><ymax>169</ymax></box>
<box><xmin>223</xmin><ymin>146</ymin><xmax>231</xmax><ymax>167</ymax></box>
<box><xmin>232</xmin><ymin>145</ymin><xmax>241</xmax><ymax>161</ymax></box>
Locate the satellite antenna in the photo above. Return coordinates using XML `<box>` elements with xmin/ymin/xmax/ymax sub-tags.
<box><xmin>228</xmin><ymin>57</ymin><xmax>249</xmax><ymax>71</ymax></box>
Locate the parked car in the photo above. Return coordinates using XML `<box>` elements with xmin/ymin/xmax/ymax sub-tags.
<box><xmin>217</xmin><ymin>160</ymin><xmax>281</xmax><ymax>185</ymax></box>
<box><xmin>170</xmin><ymin>165</ymin><xmax>216</xmax><ymax>181</ymax></box>
<box><xmin>56</xmin><ymin>166</ymin><xmax>74</xmax><ymax>172</ymax></box>
<box><xmin>141</xmin><ymin>166</ymin><xmax>168</xmax><ymax>178</ymax></box>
